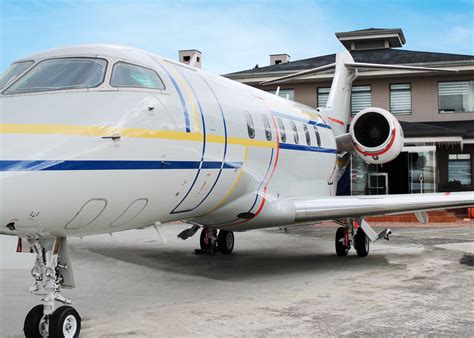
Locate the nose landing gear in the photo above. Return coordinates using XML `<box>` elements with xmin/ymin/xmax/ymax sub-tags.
<box><xmin>22</xmin><ymin>237</ymin><xmax>81</xmax><ymax>338</ymax></box>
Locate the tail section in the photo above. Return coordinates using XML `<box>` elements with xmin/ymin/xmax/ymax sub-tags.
<box><xmin>260</xmin><ymin>49</ymin><xmax>455</xmax><ymax>136</ymax></box>
<box><xmin>323</xmin><ymin>51</ymin><xmax>356</xmax><ymax>135</ymax></box>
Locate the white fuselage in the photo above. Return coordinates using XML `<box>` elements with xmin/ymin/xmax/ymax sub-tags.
<box><xmin>0</xmin><ymin>45</ymin><xmax>337</xmax><ymax>237</ymax></box>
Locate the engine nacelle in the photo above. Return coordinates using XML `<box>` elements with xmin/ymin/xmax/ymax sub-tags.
<box><xmin>349</xmin><ymin>107</ymin><xmax>404</xmax><ymax>164</ymax></box>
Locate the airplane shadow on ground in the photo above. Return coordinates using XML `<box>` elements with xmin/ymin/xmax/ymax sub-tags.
<box><xmin>85</xmin><ymin>245</ymin><xmax>389</xmax><ymax>281</ymax></box>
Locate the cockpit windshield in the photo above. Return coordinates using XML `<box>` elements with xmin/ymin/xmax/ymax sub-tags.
<box><xmin>3</xmin><ymin>57</ymin><xmax>107</xmax><ymax>95</ymax></box>
<box><xmin>0</xmin><ymin>61</ymin><xmax>34</xmax><ymax>90</ymax></box>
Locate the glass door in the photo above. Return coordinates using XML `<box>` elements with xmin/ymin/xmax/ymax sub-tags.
<box><xmin>406</xmin><ymin>146</ymin><xmax>437</xmax><ymax>194</ymax></box>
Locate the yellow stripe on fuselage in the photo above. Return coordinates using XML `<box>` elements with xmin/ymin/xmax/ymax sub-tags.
<box><xmin>0</xmin><ymin>124</ymin><xmax>277</xmax><ymax>148</ymax></box>
<box><xmin>167</xmin><ymin>65</ymin><xmax>201</xmax><ymax>132</ymax></box>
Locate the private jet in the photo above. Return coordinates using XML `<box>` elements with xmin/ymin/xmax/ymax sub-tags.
<box><xmin>1</xmin><ymin>44</ymin><xmax>473</xmax><ymax>337</ymax></box>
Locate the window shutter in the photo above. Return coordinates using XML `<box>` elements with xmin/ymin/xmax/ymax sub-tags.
<box><xmin>439</xmin><ymin>81</ymin><xmax>470</xmax><ymax>96</ymax></box>
<box><xmin>390</xmin><ymin>83</ymin><xmax>411</xmax><ymax>115</ymax></box>
<box><xmin>351</xmin><ymin>85</ymin><xmax>372</xmax><ymax>114</ymax></box>
<box><xmin>317</xmin><ymin>87</ymin><xmax>330</xmax><ymax>107</ymax></box>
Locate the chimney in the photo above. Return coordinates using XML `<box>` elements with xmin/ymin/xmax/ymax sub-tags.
<box><xmin>179</xmin><ymin>49</ymin><xmax>202</xmax><ymax>69</ymax></box>
<box><xmin>270</xmin><ymin>54</ymin><xmax>290</xmax><ymax>65</ymax></box>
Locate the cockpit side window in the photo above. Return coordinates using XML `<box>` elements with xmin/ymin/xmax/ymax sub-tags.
<box><xmin>3</xmin><ymin>58</ymin><xmax>107</xmax><ymax>95</ymax></box>
<box><xmin>110</xmin><ymin>62</ymin><xmax>165</xmax><ymax>90</ymax></box>
<box><xmin>0</xmin><ymin>61</ymin><xmax>34</xmax><ymax>90</ymax></box>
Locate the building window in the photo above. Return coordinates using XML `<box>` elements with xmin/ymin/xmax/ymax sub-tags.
<box><xmin>261</xmin><ymin>115</ymin><xmax>272</xmax><ymax>141</ymax></box>
<box><xmin>244</xmin><ymin>111</ymin><xmax>255</xmax><ymax>139</ymax></box>
<box><xmin>448</xmin><ymin>154</ymin><xmax>471</xmax><ymax>186</ymax></box>
<box><xmin>290</xmin><ymin>121</ymin><xmax>299</xmax><ymax>144</ymax></box>
<box><xmin>268</xmin><ymin>88</ymin><xmax>294</xmax><ymax>101</ymax></box>
<box><xmin>276</xmin><ymin>118</ymin><xmax>286</xmax><ymax>143</ymax></box>
<box><xmin>351</xmin><ymin>85</ymin><xmax>372</xmax><ymax>115</ymax></box>
<box><xmin>390</xmin><ymin>83</ymin><xmax>412</xmax><ymax>115</ymax></box>
<box><xmin>317</xmin><ymin>87</ymin><xmax>330</xmax><ymax>107</ymax></box>
<box><xmin>439</xmin><ymin>81</ymin><xmax>474</xmax><ymax>113</ymax></box>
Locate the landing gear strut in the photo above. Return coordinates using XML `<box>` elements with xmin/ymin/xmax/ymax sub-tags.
<box><xmin>22</xmin><ymin>236</ymin><xmax>81</xmax><ymax>338</ymax></box>
<box><xmin>196</xmin><ymin>227</ymin><xmax>234</xmax><ymax>254</ymax></box>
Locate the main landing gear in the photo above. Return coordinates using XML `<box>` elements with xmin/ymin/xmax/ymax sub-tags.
<box><xmin>335</xmin><ymin>218</ymin><xmax>391</xmax><ymax>257</ymax></box>
<box><xmin>197</xmin><ymin>227</ymin><xmax>234</xmax><ymax>255</ymax></box>
<box><xmin>178</xmin><ymin>224</ymin><xmax>235</xmax><ymax>255</ymax></box>
<box><xmin>22</xmin><ymin>236</ymin><xmax>81</xmax><ymax>338</ymax></box>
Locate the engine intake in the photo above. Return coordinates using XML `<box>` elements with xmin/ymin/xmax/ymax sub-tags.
<box><xmin>349</xmin><ymin>107</ymin><xmax>404</xmax><ymax>164</ymax></box>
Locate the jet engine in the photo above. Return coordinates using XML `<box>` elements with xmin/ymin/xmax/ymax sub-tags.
<box><xmin>349</xmin><ymin>107</ymin><xmax>404</xmax><ymax>164</ymax></box>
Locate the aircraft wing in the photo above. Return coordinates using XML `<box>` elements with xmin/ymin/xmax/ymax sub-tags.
<box><xmin>290</xmin><ymin>191</ymin><xmax>474</xmax><ymax>223</ymax></box>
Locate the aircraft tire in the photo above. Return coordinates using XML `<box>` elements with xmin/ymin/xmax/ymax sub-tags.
<box><xmin>24</xmin><ymin>305</ymin><xmax>44</xmax><ymax>338</ymax></box>
<box><xmin>199</xmin><ymin>228</ymin><xmax>211</xmax><ymax>250</ymax></box>
<box><xmin>217</xmin><ymin>230</ymin><xmax>234</xmax><ymax>254</ymax></box>
<box><xmin>355</xmin><ymin>228</ymin><xmax>370</xmax><ymax>257</ymax></box>
<box><xmin>49</xmin><ymin>305</ymin><xmax>81</xmax><ymax>338</ymax></box>
<box><xmin>335</xmin><ymin>227</ymin><xmax>349</xmax><ymax>256</ymax></box>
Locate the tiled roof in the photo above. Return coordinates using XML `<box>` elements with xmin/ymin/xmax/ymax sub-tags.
<box><xmin>227</xmin><ymin>49</ymin><xmax>474</xmax><ymax>76</ymax></box>
<box><xmin>401</xmin><ymin>120</ymin><xmax>474</xmax><ymax>138</ymax></box>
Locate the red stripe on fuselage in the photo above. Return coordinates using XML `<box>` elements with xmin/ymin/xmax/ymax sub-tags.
<box><xmin>234</xmin><ymin>105</ymin><xmax>281</xmax><ymax>225</ymax></box>
<box><xmin>328</xmin><ymin>117</ymin><xmax>345</xmax><ymax>125</ymax></box>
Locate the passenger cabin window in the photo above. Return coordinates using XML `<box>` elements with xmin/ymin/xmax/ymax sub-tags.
<box><xmin>0</xmin><ymin>61</ymin><xmax>34</xmax><ymax>90</ymax></box>
<box><xmin>244</xmin><ymin>111</ymin><xmax>255</xmax><ymax>139</ymax></box>
<box><xmin>303</xmin><ymin>124</ymin><xmax>311</xmax><ymax>145</ymax></box>
<box><xmin>110</xmin><ymin>62</ymin><xmax>165</xmax><ymax>89</ymax></box>
<box><xmin>4</xmin><ymin>58</ymin><xmax>107</xmax><ymax>95</ymax></box>
<box><xmin>262</xmin><ymin>115</ymin><xmax>272</xmax><ymax>141</ymax></box>
<box><xmin>276</xmin><ymin>118</ymin><xmax>286</xmax><ymax>143</ymax></box>
<box><xmin>313</xmin><ymin>125</ymin><xmax>321</xmax><ymax>147</ymax></box>
<box><xmin>290</xmin><ymin>121</ymin><xmax>299</xmax><ymax>144</ymax></box>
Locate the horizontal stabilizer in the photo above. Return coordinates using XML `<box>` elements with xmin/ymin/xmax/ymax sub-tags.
<box><xmin>259</xmin><ymin>63</ymin><xmax>336</xmax><ymax>85</ymax></box>
<box><xmin>345</xmin><ymin>62</ymin><xmax>458</xmax><ymax>73</ymax></box>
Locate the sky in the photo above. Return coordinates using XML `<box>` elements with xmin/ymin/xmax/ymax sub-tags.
<box><xmin>1</xmin><ymin>0</ymin><xmax>473</xmax><ymax>74</ymax></box>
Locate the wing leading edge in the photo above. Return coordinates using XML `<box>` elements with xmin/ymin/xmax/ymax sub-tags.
<box><xmin>291</xmin><ymin>191</ymin><xmax>474</xmax><ymax>223</ymax></box>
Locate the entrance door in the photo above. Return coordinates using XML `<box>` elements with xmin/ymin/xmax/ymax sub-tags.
<box><xmin>406</xmin><ymin>146</ymin><xmax>437</xmax><ymax>194</ymax></box>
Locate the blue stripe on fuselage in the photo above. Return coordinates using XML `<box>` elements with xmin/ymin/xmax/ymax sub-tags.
<box><xmin>271</xmin><ymin>111</ymin><xmax>330</xmax><ymax>130</ymax></box>
<box><xmin>0</xmin><ymin>160</ymin><xmax>242</xmax><ymax>171</ymax></box>
<box><xmin>279</xmin><ymin>143</ymin><xmax>337</xmax><ymax>153</ymax></box>
<box><xmin>157</xmin><ymin>63</ymin><xmax>191</xmax><ymax>133</ymax></box>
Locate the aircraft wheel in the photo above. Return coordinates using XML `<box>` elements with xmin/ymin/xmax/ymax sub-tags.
<box><xmin>49</xmin><ymin>305</ymin><xmax>81</xmax><ymax>338</ymax></box>
<box><xmin>24</xmin><ymin>305</ymin><xmax>44</xmax><ymax>338</ymax></box>
<box><xmin>217</xmin><ymin>230</ymin><xmax>234</xmax><ymax>254</ymax></box>
<box><xmin>355</xmin><ymin>228</ymin><xmax>370</xmax><ymax>257</ymax></box>
<box><xmin>335</xmin><ymin>227</ymin><xmax>349</xmax><ymax>256</ymax></box>
<box><xmin>200</xmin><ymin>228</ymin><xmax>211</xmax><ymax>250</ymax></box>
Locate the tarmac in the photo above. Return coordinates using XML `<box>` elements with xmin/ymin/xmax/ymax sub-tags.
<box><xmin>1</xmin><ymin>221</ymin><xmax>473</xmax><ymax>337</ymax></box>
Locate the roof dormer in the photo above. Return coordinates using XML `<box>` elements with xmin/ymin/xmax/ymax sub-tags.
<box><xmin>335</xmin><ymin>28</ymin><xmax>406</xmax><ymax>51</ymax></box>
